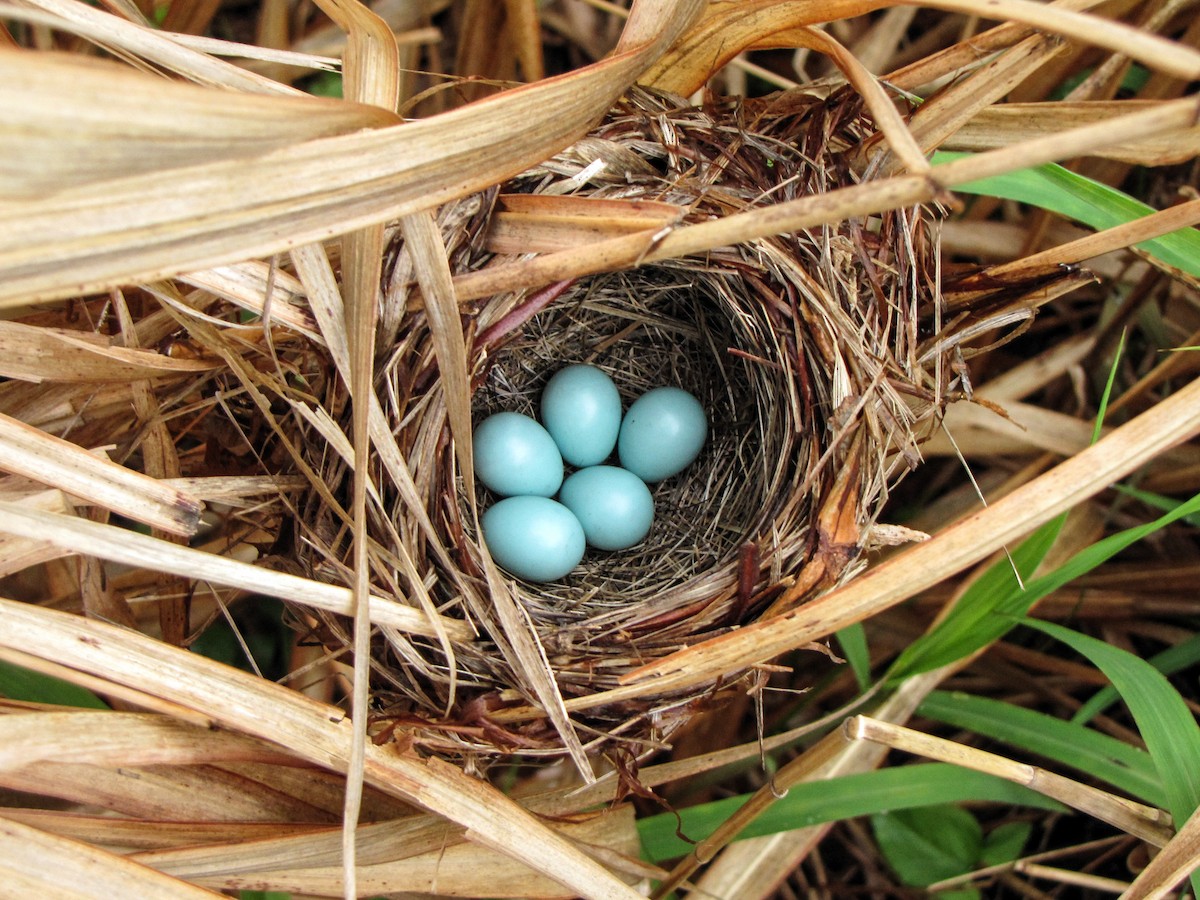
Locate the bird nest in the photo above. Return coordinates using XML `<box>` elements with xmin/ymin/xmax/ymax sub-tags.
<box><xmin>298</xmin><ymin>86</ymin><xmax>948</xmax><ymax>761</ymax></box>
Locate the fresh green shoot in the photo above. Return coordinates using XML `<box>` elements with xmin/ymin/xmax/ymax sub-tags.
<box><xmin>637</xmin><ymin>763</ymin><xmax>1061</xmax><ymax>862</ymax></box>
<box><xmin>1023</xmin><ymin>619</ymin><xmax>1200</xmax><ymax>896</ymax></box>
<box><xmin>836</xmin><ymin>622</ymin><xmax>871</xmax><ymax>691</ymax></box>
<box><xmin>0</xmin><ymin>659</ymin><xmax>108</xmax><ymax>709</ymax></box>
<box><xmin>1021</xmin><ymin>621</ymin><xmax>1200</xmax><ymax>829</ymax></box>
<box><xmin>1116</xmin><ymin>484</ymin><xmax>1200</xmax><ymax>528</ymax></box>
<box><xmin>885</xmin><ymin>513</ymin><xmax>1065</xmax><ymax>682</ymax></box>
<box><xmin>889</xmin><ymin>489</ymin><xmax>1200</xmax><ymax>682</ymax></box>
<box><xmin>1073</xmin><ymin>631</ymin><xmax>1200</xmax><ymax>726</ymax></box>
<box><xmin>886</xmin><ymin>332</ymin><xmax>1131</xmax><ymax>682</ymax></box>
<box><xmin>932</xmin><ymin>153</ymin><xmax>1200</xmax><ymax>279</ymax></box>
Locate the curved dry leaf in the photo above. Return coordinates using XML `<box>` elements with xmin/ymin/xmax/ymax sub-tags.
<box><xmin>0</xmin><ymin>319</ymin><xmax>216</xmax><ymax>382</ymax></box>
<box><xmin>639</xmin><ymin>0</ymin><xmax>890</xmax><ymax>95</ymax></box>
<box><xmin>0</xmin><ymin>816</ymin><xmax>224</xmax><ymax>899</ymax></box>
<box><xmin>0</xmin><ymin>0</ymin><xmax>705</xmax><ymax>306</ymax></box>
<box><xmin>0</xmin><ymin>598</ymin><xmax>645</xmax><ymax>900</ymax></box>
<box><xmin>0</xmin><ymin>50</ymin><xmax>398</xmax><ymax>199</ymax></box>
<box><xmin>947</xmin><ymin>101</ymin><xmax>1200</xmax><ymax>165</ymax></box>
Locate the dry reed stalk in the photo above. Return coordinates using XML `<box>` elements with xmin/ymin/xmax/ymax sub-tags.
<box><xmin>845</xmin><ymin>715</ymin><xmax>1174</xmax><ymax>846</ymax></box>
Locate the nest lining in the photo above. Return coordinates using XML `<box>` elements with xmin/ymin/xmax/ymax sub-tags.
<box><xmin>299</xmin><ymin>86</ymin><xmax>946</xmax><ymax>755</ymax></box>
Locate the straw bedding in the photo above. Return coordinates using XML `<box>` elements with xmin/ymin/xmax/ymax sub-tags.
<box><xmin>297</xmin><ymin>85</ymin><xmax>948</xmax><ymax>758</ymax></box>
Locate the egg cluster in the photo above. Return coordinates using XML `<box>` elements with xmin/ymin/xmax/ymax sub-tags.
<box><xmin>474</xmin><ymin>364</ymin><xmax>708</xmax><ymax>582</ymax></box>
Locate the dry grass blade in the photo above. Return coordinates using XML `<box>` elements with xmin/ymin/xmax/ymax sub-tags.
<box><xmin>0</xmin><ymin>711</ymin><xmax>296</xmax><ymax>770</ymax></box>
<box><xmin>0</xmin><ymin>49</ymin><xmax>396</xmax><ymax>198</ymax></box>
<box><xmin>895</xmin><ymin>32</ymin><xmax>1067</xmax><ymax>163</ymax></box>
<box><xmin>617</xmin><ymin>373</ymin><xmax>1200</xmax><ymax>700</ymax></box>
<box><xmin>5</xmin><ymin>0</ymin><xmax>302</xmax><ymax>93</ymax></box>
<box><xmin>0</xmin><ymin>815</ymin><xmax>225</xmax><ymax>899</ymax></box>
<box><xmin>407</xmin><ymin>208</ymin><xmax>591</xmax><ymax>773</ymax></box>
<box><xmin>968</xmin><ymin>198</ymin><xmax>1200</xmax><ymax>283</ymax></box>
<box><xmin>316</xmin><ymin>2</ymin><xmax>400</xmax><ymax>890</ymax></box>
<box><xmin>1122</xmin><ymin>806</ymin><xmax>1200</xmax><ymax>899</ymax></box>
<box><xmin>909</xmin><ymin>0</ymin><xmax>1200</xmax><ymax>81</ymax></box>
<box><xmin>0</xmin><ymin>598</ymin><xmax>644</xmax><ymax>899</ymax></box>
<box><xmin>0</xmin><ymin>487</ymin><xmax>74</xmax><ymax>577</ymax></box>
<box><xmin>0</xmin><ymin>810</ymin><xmax>321</xmax><ymax>852</ymax></box>
<box><xmin>454</xmin><ymin>95</ymin><xmax>1199</xmax><ymax>303</ymax></box>
<box><xmin>0</xmin><ymin>414</ymin><xmax>201</xmax><ymax>536</ymax></box>
<box><xmin>0</xmin><ymin>0</ymin><xmax>705</xmax><ymax>305</ymax></box>
<box><xmin>0</xmin><ymin>502</ymin><xmax>471</xmax><ymax>640</ymax></box>
<box><xmin>175</xmin><ymin>807</ymin><xmax>642</xmax><ymax>897</ymax></box>
<box><xmin>946</xmin><ymin>101</ymin><xmax>1200</xmax><ymax>165</ymax></box>
<box><xmin>0</xmin><ymin>319</ymin><xmax>217</xmax><ymax>381</ymax></box>
<box><xmin>845</xmin><ymin>716</ymin><xmax>1175</xmax><ymax>846</ymax></box>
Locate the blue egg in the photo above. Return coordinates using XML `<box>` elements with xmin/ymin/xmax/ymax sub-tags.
<box><xmin>540</xmin><ymin>365</ymin><xmax>622</xmax><ymax>467</ymax></box>
<box><xmin>559</xmin><ymin>466</ymin><xmax>654</xmax><ymax>551</ymax></box>
<box><xmin>482</xmin><ymin>496</ymin><xmax>586</xmax><ymax>582</ymax></box>
<box><xmin>618</xmin><ymin>387</ymin><xmax>708</xmax><ymax>483</ymax></box>
<box><xmin>473</xmin><ymin>412</ymin><xmax>563</xmax><ymax>497</ymax></box>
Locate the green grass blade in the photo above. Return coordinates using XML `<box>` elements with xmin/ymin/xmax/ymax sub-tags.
<box><xmin>919</xmin><ymin>690</ymin><xmax>1164</xmax><ymax>807</ymax></box>
<box><xmin>1073</xmin><ymin>632</ymin><xmax>1200</xmax><ymax>726</ymax></box>
<box><xmin>1020</xmin><ymin>620</ymin><xmax>1200</xmax><ymax>831</ymax></box>
<box><xmin>0</xmin><ymin>659</ymin><xmax>109</xmax><ymax>709</ymax></box>
<box><xmin>889</xmin><ymin>489</ymin><xmax>1200</xmax><ymax>683</ymax></box>
<box><xmin>1115</xmin><ymin>484</ymin><xmax>1200</xmax><ymax>528</ymax></box>
<box><xmin>886</xmin><ymin>515</ymin><xmax>1065</xmax><ymax>681</ymax></box>
<box><xmin>837</xmin><ymin>622</ymin><xmax>871</xmax><ymax>691</ymax></box>
<box><xmin>932</xmin><ymin>153</ymin><xmax>1200</xmax><ymax>278</ymax></box>
<box><xmin>636</xmin><ymin>763</ymin><xmax>1063</xmax><ymax>862</ymax></box>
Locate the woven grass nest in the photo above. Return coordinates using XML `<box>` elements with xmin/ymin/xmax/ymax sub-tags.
<box><xmin>295</xmin><ymin>84</ymin><xmax>948</xmax><ymax>764</ymax></box>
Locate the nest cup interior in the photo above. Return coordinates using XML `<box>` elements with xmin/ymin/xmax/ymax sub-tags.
<box><xmin>467</xmin><ymin>263</ymin><xmax>811</xmax><ymax>635</ymax></box>
<box><xmin>307</xmin><ymin>87</ymin><xmax>943</xmax><ymax>752</ymax></box>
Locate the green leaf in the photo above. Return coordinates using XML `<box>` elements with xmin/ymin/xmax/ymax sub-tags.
<box><xmin>886</xmin><ymin>514</ymin><xmax>1066</xmax><ymax>682</ymax></box>
<box><xmin>836</xmin><ymin>622</ymin><xmax>871</xmax><ymax>691</ymax></box>
<box><xmin>1074</xmin><ymin>632</ymin><xmax>1200</xmax><ymax>726</ymax></box>
<box><xmin>637</xmin><ymin>763</ymin><xmax>1062</xmax><ymax>862</ymax></box>
<box><xmin>932</xmin><ymin>153</ymin><xmax>1200</xmax><ymax>278</ymax></box>
<box><xmin>0</xmin><ymin>659</ymin><xmax>108</xmax><ymax>709</ymax></box>
<box><xmin>889</xmin><ymin>489</ymin><xmax>1200</xmax><ymax>683</ymax></box>
<box><xmin>919</xmin><ymin>691</ymin><xmax>1163</xmax><ymax>807</ymax></box>
<box><xmin>872</xmin><ymin>804</ymin><xmax>982</xmax><ymax>887</ymax></box>
<box><xmin>1020</xmin><ymin>620</ymin><xmax>1200</xmax><ymax>869</ymax></box>
<box><xmin>980</xmin><ymin>821</ymin><xmax>1032</xmax><ymax>868</ymax></box>
<box><xmin>1114</xmin><ymin>484</ymin><xmax>1200</xmax><ymax>529</ymax></box>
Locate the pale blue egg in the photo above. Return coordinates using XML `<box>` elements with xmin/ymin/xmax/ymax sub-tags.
<box><xmin>540</xmin><ymin>365</ymin><xmax>622</xmax><ymax>467</ymax></box>
<box><xmin>559</xmin><ymin>466</ymin><xmax>654</xmax><ymax>551</ymax></box>
<box><xmin>482</xmin><ymin>496</ymin><xmax>586</xmax><ymax>582</ymax></box>
<box><xmin>473</xmin><ymin>412</ymin><xmax>563</xmax><ymax>497</ymax></box>
<box><xmin>618</xmin><ymin>387</ymin><xmax>708</xmax><ymax>483</ymax></box>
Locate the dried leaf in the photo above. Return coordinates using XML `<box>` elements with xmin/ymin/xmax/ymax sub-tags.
<box><xmin>0</xmin><ymin>816</ymin><xmax>223</xmax><ymax>899</ymax></box>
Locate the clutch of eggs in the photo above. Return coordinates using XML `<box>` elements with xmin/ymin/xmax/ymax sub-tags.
<box><xmin>474</xmin><ymin>365</ymin><xmax>707</xmax><ymax>582</ymax></box>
